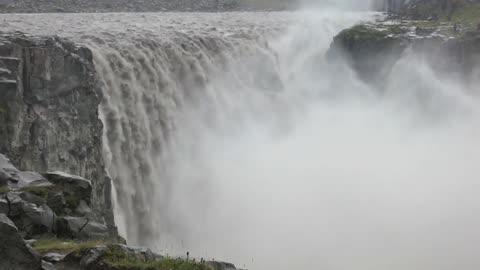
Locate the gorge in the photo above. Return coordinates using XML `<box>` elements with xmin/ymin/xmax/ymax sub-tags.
<box><xmin>1</xmin><ymin>1</ymin><xmax>480</xmax><ymax>269</ymax></box>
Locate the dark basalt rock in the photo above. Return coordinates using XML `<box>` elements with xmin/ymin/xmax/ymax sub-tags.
<box><xmin>44</xmin><ymin>172</ymin><xmax>93</xmax><ymax>205</ymax></box>
<box><xmin>57</xmin><ymin>244</ymin><xmax>163</xmax><ymax>270</ymax></box>
<box><xmin>57</xmin><ymin>216</ymin><xmax>109</xmax><ymax>240</ymax></box>
<box><xmin>43</xmin><ymin>252</ymin><xmax>66</xmax><ymax>263</ymax></box>
<box><xmin>0</xmin><ymin>33</ymin><xmax>116</xmax><ymax>238</ymax></box>
<box><xmin>0</xmin><ymin>213</ymin><xmax>41</xmax><ymax>270</ymax></box>
<box><xmin>206</xmin><ymin>261</ymin><xmax>238</xmax><ymax>270</ymax></box>
<box><xmin>327</xmin><ymin>24</ymin><xmax>408</xmax><ymax>85</ymax></box>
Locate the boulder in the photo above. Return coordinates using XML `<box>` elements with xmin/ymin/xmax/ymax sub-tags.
<box><xmin>109</xmin><ymin>244</ymin><xmax>163</xmax><ymax>262</ymax></box>
<box><xmin>0</xmin><ymin>153</ymin><xmax>17</xmax><ymax>186</ymax></box>
<box><xmin>19</xmin><ymin>202</ymin><xmax>57</xmax><ymax>237</ymax></box>
<box><xmin>44</xmin><ymin>172</ymin><xmax>92</xmax><ymax>204</ymax></box>
<box><xmin>0</xmin><ymin>192</ymin><xmax>24</xmax><ymax>216</ymax></box>
<box><xmin>19</xmin><ymin>191</ymin><xmax>47</xmax><ymax>206</ymax></box>
<box><xmin>57</xmin><ymin>244</ymin><xmax>162</xmax><ymax>270</ymax></box>
<box><xmin>327</xmin><ymin>24</ymin><xmax>407</xmax><ymax>86</ymax></box>
<box><xmin>75</xmin><ymin>200</ymin><xmax>93</xmax><ymax>217</ymax></box>
<box><xmin>46</xmin><ymin>191</ymin><xmax>66</xmax><ymax>215</ymax></box>
<box><xmin>42</xmin><ymin>252</ymin><xmax>65</xmax><ymax>263</ymax></box>
<box><xmin>0</xmin><ymin>153</ymin><xmax>51</xmax><ymax>188</ymax></box>
<box><xmin>11</xmin><ymin>171</ymin><xmax>48</xmax><ymax>188</ymax></box>
<box><xmin>207</xmin><ymin>261</ymin><xmax>238</xmax><ymax>270</ymax></box>
<box><xmin>0</xmin><ymin>213</ymin><xmax>41</xmax><ymax>270</ymax></box>
<box><xmin>41</xmin><ymin>260</ymin><xmax>57</xmax><ymax>270</ymax></box>
<box><xmin>57</xmin><ymin>216</ymin><xmax>109</xmax><ymax>240</ymax></box>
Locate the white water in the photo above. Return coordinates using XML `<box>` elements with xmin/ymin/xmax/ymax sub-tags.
<box><xmin>2</xmin><ymin>6</ymin><xmax>480</xmax><ymax>270</ymax></box>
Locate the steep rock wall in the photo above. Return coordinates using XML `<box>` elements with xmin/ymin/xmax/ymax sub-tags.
<box><xmin>328</xmin><ymin>23</ymin><xmax>480</xmax><ymax>86</ymax></box>
<box><xmin>0</xmin><ymin>32</ymin><xmax>116</xmax><ymax>235</ymax></box>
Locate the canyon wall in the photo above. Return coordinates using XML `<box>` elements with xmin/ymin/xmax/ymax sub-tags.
<box><xmin>0</xmin><ymin>33</ymin><xmax>116</xmax><ymax>234</ymax></box>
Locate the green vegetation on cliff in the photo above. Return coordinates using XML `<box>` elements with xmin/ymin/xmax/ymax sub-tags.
<box><xmin>101</xmin><ymin>246</ymin><xmax>209</xmax><ymax>270</ymax></box>
<box><xmin>32</xmin><ymin>238</ymin><xmax>110</xmax><ymax>252</ymax></box>
<box><xmin>400</xmin><ymin>0</ymin><xmax>480</xmax><ymax>33</ymax></box>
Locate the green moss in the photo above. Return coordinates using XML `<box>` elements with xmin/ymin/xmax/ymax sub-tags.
<box><xmin>0</xmin><ymin>186</ymin><xmax>10</xmax><ymax>194</ymax></box>
<box><xmin>387</xmin><ymin>25</ymin><xmax>407</xmax><ymax>35</ymax></box>
<box><xmin>101</xmin><ymin>246</ymin><xmax>209</xmax><ymax>270</ymax></box>
<box><xmin>32</xmin><ymin>238</ymin><xmax>109</xmax><ymax>252</ymax></box>
<box><xmin>447</xmin><ymin>3</ymin><xmax>480</xmax><ymax>31</ymax></box>
<box><xmin>340</xmin><ymin>25</ymin><xmax>388</xmax><ymax>41</ymax></box>
<box><xmin>19</xmin><ymin>185</ymin><xmax>53</xmax><ymax>199</ymax></box>
<box><xmin>413</xmin><ymin>2</ymin><xmax>480</xmax><ymax>34</ymax></box>
<box><xmin>65</xmin><ymin>194</ymin><xmax>81</xmax><ymax>210</ymax></box>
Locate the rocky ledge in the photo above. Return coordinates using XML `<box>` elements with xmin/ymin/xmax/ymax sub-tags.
<box><xmin>1</xmin><ymin>153</ymin><xmax>239</xmax><ymax>270</ymax></box>
<box><xmin>0</xmin><ymin>32</ymin><xmax>116</xmax><ymax>235</ymax></box>
<box><xmin>327</xmin><ymin>7</ymin><xmax>480</xmax><ymax>87</ymax></box>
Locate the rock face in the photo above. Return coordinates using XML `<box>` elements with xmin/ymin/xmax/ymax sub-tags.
<box><xmin>328</xmin><ymin>20</ymin><xmax>480</xmax><ymax>86</ymax></box>
<box><xmin>0</xmin><ymin>33</ymin><xmax>115</xmax><ymax>235</ymax></box>
<box><xmin>377</xmin><ymin>0</ymin><xmax>480</xmax><ymax>20</ymax></box>
<box><xmin>328</xmin><ymin>24</ymin><xmax>408</xmax><ymax>85</ymax></box>
<box><xmin>57</xmin><ymin>216</ymin><xmax>109</xmax><ymax>240</ymax></box>
<box><xmin>57</xmin><ymin>244</ymin><xmax>163</xmax><ymax>270</ymax></box>
<box><xmin>1</xmin><ymin>152</ymin><xmax>116</xmax><ymax>240</ymax></box>
<box><xmin>0</xmin><ymin>213</ymin><xmax>41</xmax><ymax>270</ymax></box>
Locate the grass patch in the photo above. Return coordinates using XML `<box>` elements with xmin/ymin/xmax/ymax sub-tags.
<box><xmin>32</xmin><ymin>238</ymin><xmax>109</xmax><ymax>252</ymax></box>
<box><xmin>101</xmin><ymin>246</ymin><xmax>209</xmax><ymax>270</ymax></box>
<box><xmin>445</xmin><ymin>3</ymin><xmax>480</xmax><ymax>30</ymax></box>
<box><xmin>413</xmin><ymin>2</ymin><xmax>480</xmax><ymax>35</ymax></box>
<box><xmin>340</xmin><ymin>25</ymin><xmax>388</xmax><ymax>41</ymax></box>
<box><xmin>65</xmin><ymin>194</ymin><xmax>81</xmax><ymax>209</ymax></box>
<box><xmin>0</xmin><ymin>185</ymin><xmax>10</xmax><ymax>194</ymax></box>
<box><xmin>19</xmin><ymin>185</ymin><xmax>53</xmax><ymax>199</ymax></box>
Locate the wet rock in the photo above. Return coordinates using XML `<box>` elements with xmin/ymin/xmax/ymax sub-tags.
<box><xmin>0</xmin><ymin>34</ymin><xmax>115</xmax><ymax>236</ymax></box>
<box><xmin>415</xmin><ymin>26</ymin><xmax>436</xmax><ymax>36</ymax></box>
<box><xmin>19</xmin><ymin>191</ymin><xmax>47</xmax><ymax>206</ymax></box>
<box><xmin>19</xmin><ymin>202</ymin><xmax>57</xmax><ymax>237</ymax></box>
<box><xmin>41</xmin><ymin>260</ymin><xmax>57</xmax><ymax>270</ymax></box>
<box><xmin>0</xmin><ymin>192</ymin><xmax>24</xmax><ymax>216</ymax></box>
<box><xmin>46</xmin><ymin>191</ymin><xmax>66</xmax><ymax>215</ymax></box>
<box><xmin>42</xmin><ymin>252</ymin><xmax>65</xmax><ymax>263</ymax></box>
<box><xmin>0</xmin><ymin>213</ymin><xmax>41</xmax><ymax>270</ymax></box>
<box><xmin>0</xmin><ymin>153</ymin><xmax>17</xmax><ymax>186</ymax></box>
<box><xmin>0</xmin><ymin>154</ymin><xmax>51</xmax><ymax>188</ymax></box>
<box><xmin>57</xmin><ymin>216</ymin><xmax>109</xmax><ymax>240</ymax></box>
<box><xmin>110</xmin><ymin>244</ymin><xmax>163</xmax><ymax>262</ymax></box>
<box><xmin>44</xmin><ymin>172</ymin><xmax>92</xmax><ymax>204</ymax></box>
<box><xmin>75</xmin><ymin>200</ymin><xmax>93</xmax><ymax>217</ymax></box>
<box><xmin>10</xmin><ymin>171</ymin><xmax>47</xmax><ymax>188</ymax></box>
<box><xmin>328</xmin><ymin>24</ymin><xmax>407</xmax><ymax>85</ymax></box>
<box><xmin>207</xmin><ymin>261</ymin><xmax>238</xmax><ymax>270</ymax></box>
<box><xmin>58</xmin><ymin>244</ymin><xmax>162</xmax><ymax>270</ymax></box>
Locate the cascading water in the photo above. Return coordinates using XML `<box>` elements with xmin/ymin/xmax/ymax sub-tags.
<box><xmin>2</xmin><ymin>5</ymin><xmax>480</xmax><ymax>270</ymax></box>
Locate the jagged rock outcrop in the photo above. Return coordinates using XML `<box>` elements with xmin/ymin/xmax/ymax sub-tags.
<box><xmin>0</xmin><ymin>213</ymin><xmax>41</xmax><ymax>270</ymax></box>
<box><xmin>328</xmin><ymin>24</ymin><xmax>408</xmax><ymax>85</ymax></box>
<box><xmin>0</xmin><ymin>152</ymin><xmax>115</xmax><ymax>241</ymax></box>
<box><xmin>328</xmin><ymin>19</ymin><xmax>480</xmax><ymax>86</ymax></box>
<box><xmin>57</xmin><ymin>244</ymin><xmax>163</xmax><ymax>269</ymax></box>
<box><xmin>377</xmin><ymin>0</ymin><xmax>480</xmax><ymax>20</ymax></box>
<box><xmin>0</xmin><ymin>33</ymin><xmax>116</xmax><ymax>236</ymax></box>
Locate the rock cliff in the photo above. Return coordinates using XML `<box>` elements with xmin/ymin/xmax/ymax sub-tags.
<box><xmin>0</xmin><ymin>32</ymin><xmax>115</xmax><ymax>235</ymax></box>
<box><xmin>330</xmin><ymin>1</ymin><xmax>480</xmax><ymax>86</ymax></box>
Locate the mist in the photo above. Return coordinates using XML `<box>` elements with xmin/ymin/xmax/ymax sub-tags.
<box><xmin>143</xmin><ymin>8</ymin><xmax>480</xmax><ymax>270</ymax></box>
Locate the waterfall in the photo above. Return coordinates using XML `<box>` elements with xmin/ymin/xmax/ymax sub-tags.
<box><xmin>92</xmin><ymin>11</ymin><xmax>372</xmax><ymax>249</ymax></box>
